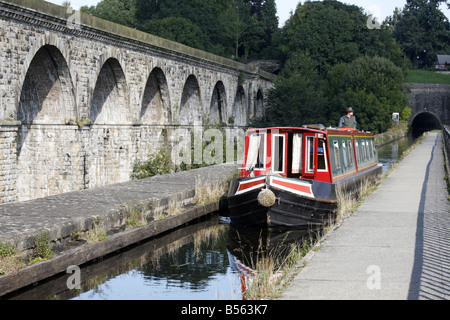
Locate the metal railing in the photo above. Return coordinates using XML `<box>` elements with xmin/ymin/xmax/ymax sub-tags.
<box><xmin>444</xmin><ymin>125</ymin><xmax>450</xmax><ymax>179</ymax></box>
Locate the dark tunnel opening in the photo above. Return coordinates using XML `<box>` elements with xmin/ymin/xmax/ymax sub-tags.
<box><xmin>411</xmin><ymin>112</ymin><xmax>442</xmax><ymax>138</ymax></box>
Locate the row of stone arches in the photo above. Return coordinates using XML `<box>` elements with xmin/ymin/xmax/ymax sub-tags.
<box><xmin>18</xmin><ymin>45</ymin><xmax>265</xmax><ymax>128</ymax></box>
<box><xmin>14</xmin><ymin>44</ymin><xmax>266</xmax><ymax>202</ymax></box>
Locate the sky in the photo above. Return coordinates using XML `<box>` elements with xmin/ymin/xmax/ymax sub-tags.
<box><xmin>47</xmin><ymin>0</ymin><xmax>450</xmax><ymax>27</ymax></box>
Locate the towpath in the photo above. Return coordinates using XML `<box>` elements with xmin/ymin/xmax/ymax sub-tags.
<box><xmin>279</xmin><ymin>132</ymin><xmax>450</xmax><ymax>300</ymax></box>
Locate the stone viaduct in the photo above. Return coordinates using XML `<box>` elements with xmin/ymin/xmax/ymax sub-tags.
<box><xmin>407</xmin><ymin>83</ymin><xmax>450</xmax><ymax>131</ymax></box>
<box><xmin>0</xmin><ymin>0</ymin><xmax>274</xmax><ymax>203</ymax></box>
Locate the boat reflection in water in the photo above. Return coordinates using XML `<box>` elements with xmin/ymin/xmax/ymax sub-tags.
<box><xmin>5</xmin><ymin>217</ymin><xmax>320</xmax><ymax>300</ymax></box>
<box><xmin>226</xmin><ymin>224</ymin><xmax>321</xmax><ymax>299</ymax></box>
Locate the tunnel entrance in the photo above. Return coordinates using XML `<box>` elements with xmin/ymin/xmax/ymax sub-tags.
<box><xmin>411</xmin><ymin>112</ymin><xmax>441</xmax><ymax>138</ymax></box>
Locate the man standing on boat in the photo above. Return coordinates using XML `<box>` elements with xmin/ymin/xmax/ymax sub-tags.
<box><xmin>338</xmin><ymin>107</ymin><xmax>357</xmax><ymax>129</ymax></box>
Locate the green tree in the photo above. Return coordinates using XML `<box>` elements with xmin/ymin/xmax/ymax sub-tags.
<box><xmin>229</xmin><ymin>0</ymin><xmax>252</xmax><ymax>58</ymax></box>
<box><xmin>84</xmin><ymin>0</ymin><xmax>280</xmax><ymax>60</ymax></box>
<box><xmin>281</xmin><ymin>0</ymin><xmax>407</xmax><ymax>73</ymax></box>
<box><xmin>134</xmin><ymin>0</ymin><xmax>239</xmax><ymax>57</ymax></box>
<box><xmin>241</xmin><ymin>15</ymin><xmax>265</xmax><ymax>59</ymax></box>
<box><xmin>140</xmin><ymin>17</ymin><xmax>209</xmax><ymax>50</ymax></box>
<box><xmin>261</xmin><ymin>53</ymin><xmax>328</xmax><ymax>127</ymax></box>
<box><xmin>259</xmin><ymin>0</ymin><xmax>280</xmax><ymax>59</ymax></box>
<box><xmin>392</xmin><ymin>0</ymin><xmax>450</xmax><ymax>68</ymax></box>
<box><xmin>81</xmin><ymin>0</ymin><xmax>136</xmax><ymax>28</ymax></box>
<box><xmin>325</xmin><ymin>56</ymin><xmax>408</xmax><ymax>133</ymax></box>
<box><xmin>282</xmin><ymin>0</ymin><xmax>362</xmax><ymax>73</ymax></box>
<box><xmin>244</xmin><ymin>0</ymin><xmax>279</xmax><ymax>58</ymax></box>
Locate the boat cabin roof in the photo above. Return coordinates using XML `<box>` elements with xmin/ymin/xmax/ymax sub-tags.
<box><xmin>246</xmin><ymin>125</ymin><xmax>374</xmax><ymax>137</ymax></box>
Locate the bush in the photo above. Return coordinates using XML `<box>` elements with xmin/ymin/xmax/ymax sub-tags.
<box><xmin>131</xmin><ymin>149</ymin><xmax>174</xmax><ymax>180</ymax></box>
<box><xmin>32</xmin><ymin>232</ymin><xmax>53</xmax><ymax>261</ymax></box>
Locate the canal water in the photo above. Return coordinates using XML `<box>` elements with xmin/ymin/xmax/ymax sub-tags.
<box><xmin>377</xmin><ymin>134</ymin><xmax>416</xmax><ymax>174</ymax></box>
<box><xmin>6</xmin><ymin>135</ymin><xmax>415</xmax><ymax>300</ymax></box>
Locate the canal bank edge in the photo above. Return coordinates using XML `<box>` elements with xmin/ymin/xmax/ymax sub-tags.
<box><xmin>0</xmin><ymin>163</ymin><xmax>239</xmax><ymax>297</ymax></box>
<box><xmin>0</xmin><ymin>201</ymin><xmax>221</xmax><ymax>297</ymax></box>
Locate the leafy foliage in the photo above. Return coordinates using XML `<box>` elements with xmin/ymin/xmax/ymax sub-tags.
<box><xmin>80</xmin><ymin>0</ymin><xmax>136</xmax><ymax>28</ymax></box>
<box><xmin>131</xmin><ymin>149</ymin><xmax>174</xmax><ymax>180</ymax></box>
<box><xmin>33</xmin><ymin>232</ymin><xmax>53</xmax><ymax>261</ymax></box>
<box><xmin>390</xmin><ymin>0</ymin><xmax>450</xmax><ymax>68</ymax></box>
<box><xmin>81</xmin><ymin>0</ymin><xmax>280</xmax><ymax>60</ymax></box>
<box><xmin>281</xmin><ymin>0</ymin><xmax>408</xmax><ymax>73</ymax></box>
<box><xmin>261</xmin><ymin>53</ymin><xmax>327</xmax><ymax>127</ymax></box>
<box><xmin>140</xmin><ymin>17</ymin><xmax>209</xmax><ymax>50</ymax></box>
<box><xmin>326</xmin><ymin>56</ymin><xmax>408</xmax><ymax>133</ymax></box>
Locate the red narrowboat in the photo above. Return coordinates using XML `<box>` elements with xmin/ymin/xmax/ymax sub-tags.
<box><xmin>226</xmin><ymin>125</ymin><xmax>383</xmax><ymax>227</ymax></box>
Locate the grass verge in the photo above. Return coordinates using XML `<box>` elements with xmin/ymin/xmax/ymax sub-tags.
<box><xmin>406</xmin><ymin>70</ymin><xmax>450</xmax><ymax>84</ymax></box>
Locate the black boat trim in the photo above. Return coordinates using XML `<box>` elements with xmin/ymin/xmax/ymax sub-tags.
<box><xmin>278</xmin><ymin>197</ymin><xmax>337</xmax><ymax>214</ymax></box>
<box><xmin>228</xmin><ymin>197</ymin><xmax>260</xmax><ymax>210</ymax></box>
<box><xmin>269</xmin><ymin>207</ymin><xmax>334</xmax><ymax>224</ymax></box>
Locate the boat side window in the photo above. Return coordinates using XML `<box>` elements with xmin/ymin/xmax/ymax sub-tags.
<box><xmin>366</xmin><ymin>139</ymin><xmax>371</xmax><ymax>160</ymax></box>
<box><xmin>317</xmin><ymin>138</ymin><xmax>327</xmax><ymax>171</ymax></box>
<box><xmin>256</xmin><ymin>134</ymin><xmax>266</xmax><ymax>169</ymax></box>
<box><xmin>347</xmin><ymin>140</ymin><xmax>354</xmax><ymax>165</ymax></box>
<box><xmin>291</xmin><ymin>133</ymin><xmax>303</xmax><ymax>175</ymax></box>
<box><xmin>369</xmin><ymin>140</ymin><xmax>374</xmax><ymax>159</ymax></box>
<box><xmin>333</xmin><ymin>141</ymin><xmax>341</xmax><ymax>170</ymax></box>
<box><xmin>306</xmin><ymin>136</ymin><xmax>315</xmax><ymax>173</ymax></box>
<box><xmin>355</xmin><ymin>140</ymin><xmax>360</xmax><ymax>163</ymax></box>
<box><xmin>342</xmin><ymin>141</ymin><xmax>348</xmax><ymax>168</ymax></box>
<box><xmin>363</xmin><ymin>140</ymin><xmax>369</xmax><ymax>161</ymax></box>
<box><xmin>361</xmin><ymin>140</ymin><xmax>366</xmax><ymax>161</ymax></box>
<box><xmin>272</xmin><ymin>134</ymin><xmax>285</xmax><ymax>173</ymax></box>
<box><xmin>247</xmin><ymin>133</ymin><xmax>266</xmax><ymax>170</ymax></box>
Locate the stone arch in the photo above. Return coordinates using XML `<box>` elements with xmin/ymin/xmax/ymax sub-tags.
<box><xmin>179</xmin><ymin>75</ymin><xmax>202</xmax><ymax>125</ymax></box>
<box><xmin>16</xmin><ymin>45</ymin><xmax>79</xmax><ymax>201</ymax></box>
<box><xmin>16</xmin><ymin>35</ymin><xmax>74</xmax><ymax>115</ymax></box>
<box><xmin>254</xmin><ymin>89</ymin><xmax>264</xmax><ymax>118</ymax></box>
<box><xmin>411</xmin><ymin>112</ymin><xmax>442</xmax><ymax>137</ymax></box>
<box><xmin>88</xmin><ymin>58</ymin><xmax>132</xmax><ymax>189</ymax></box>
<box><xmin>18</xmin><ymin>45</ymin><xmax>76</xmax><ymax>125</ymax></box>
<box><xmin>233</xmin><ymin>86</ymin><xmax>247</xmax><ymax>126</ymax></box>
<box><xmin>141</xmin><ymin>67</ymin><xmax>171</xmax><ymax>125</ymax></box>
<box><xmin>90</xmin><ymin>58</ymin><xmax>129</xmax><ymax>124</ymax></box>
<box><xmin>209</xmin><ymin>81</ymin><xmax>227</xmax><ymax>125</ymax></box>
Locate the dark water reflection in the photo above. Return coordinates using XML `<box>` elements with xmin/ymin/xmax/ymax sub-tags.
<box><xmin>377</xmin><ymin>134</ymin><xmax>416</xmax><ymax>173</ymax></box>
<box><xmin>8</xmin><ymin>216</ymin><xmax>320</xmax><ymax>300</ymax></box>
<box><xmin>6</xmin><ymin>217</ymin><xmax>237</xmax><ymax>300</ymax></box>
